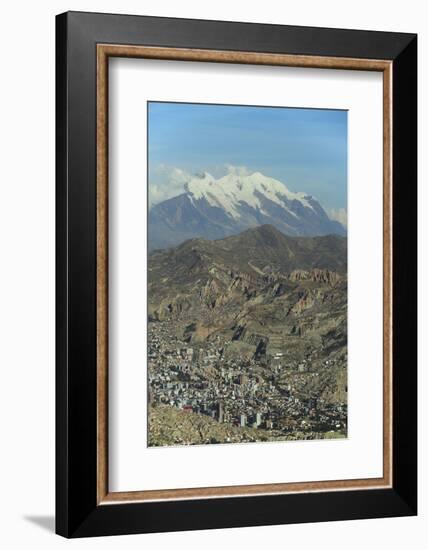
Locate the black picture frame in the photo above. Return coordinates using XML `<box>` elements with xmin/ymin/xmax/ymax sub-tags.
<box><xmin>56</xmin><ymin>11</ymin><xmax>417</xmax><ymax>538</ymax></box>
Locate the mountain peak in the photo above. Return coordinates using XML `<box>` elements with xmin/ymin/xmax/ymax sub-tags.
<box><xmin>151</xmin><ymin>226</ymin><xmax>347</xmax><ymax>277</ymax></box>
<box><xmin>149</xmin><ymin>170</ymin><xmax>346</xmax><ymax>250</ymax></box>
<box><xmin>185</xmin><ymin>170</ymin><xmax>314</xmax><ymax>219</ymax></box>
<box><xmin>237</xmin><ymin>224</ymin><xmax>286</xmax><ymax>245</ymax></box>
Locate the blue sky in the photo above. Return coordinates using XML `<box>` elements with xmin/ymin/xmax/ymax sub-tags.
<box><xmin>148</xmin><ymin>102</ymin><xmax>347</xmax><ymax>221</ymax></box>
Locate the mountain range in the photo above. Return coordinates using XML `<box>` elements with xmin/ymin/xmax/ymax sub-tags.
<box><xmin>149</xmin><ymin>170</ymin><xmax>346</xmax><ymax>250</ymax></box>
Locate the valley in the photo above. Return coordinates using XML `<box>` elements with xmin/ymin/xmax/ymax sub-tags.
<box><xmin>147</xmin><ymin>225</ymin><xmax>347</xmax><ymax>446</ymax></box>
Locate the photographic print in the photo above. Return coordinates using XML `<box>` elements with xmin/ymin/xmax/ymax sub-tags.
<box><xmin>57</xmin><ymin>14</ymin><xmax>417</xmax><ymax>536</ymax></box>
<box><xmin>147</xmin><ymin>101</ymin><xmax>348</xmax><ymax>447</ymax></box>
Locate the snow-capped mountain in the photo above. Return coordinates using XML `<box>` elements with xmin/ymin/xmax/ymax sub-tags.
<box><xmin>149</xmin><ymin>171</ymin><xmax>346</xmax><ymax>250</ymax></box>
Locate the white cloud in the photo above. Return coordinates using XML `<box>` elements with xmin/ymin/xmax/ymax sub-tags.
<box><xmin>328</xmin><ymin>208</ymin><xmax>347</xmax><ymax>227</ymax></box>
<box><xmin>149</xmin><ymin>165</ymin><xmax>191</xmax><ymax>207</ymax></box>
<box><xmin>224</xmin><ymin>164</ymin><xmax>251</xmax><ymax>177</ymax></box>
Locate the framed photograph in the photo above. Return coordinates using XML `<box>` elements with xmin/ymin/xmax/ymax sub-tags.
<box><xmin>56</xmin><ymin>11</ymin><xmax>417</xmax><ymax>538</ymax></box>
